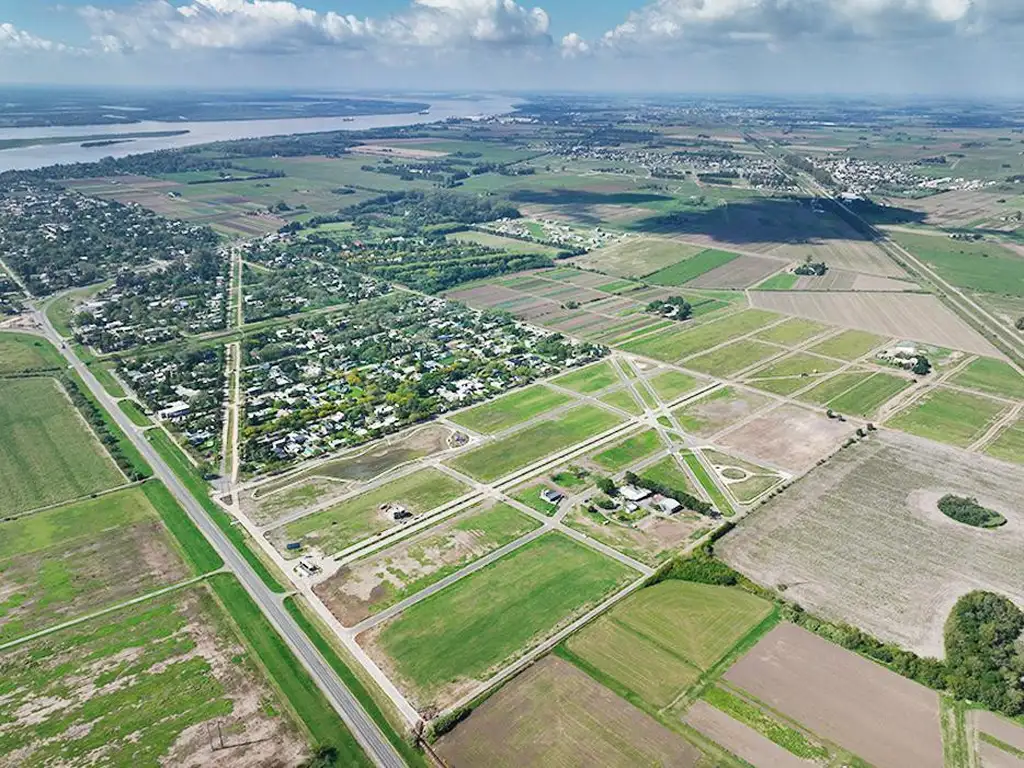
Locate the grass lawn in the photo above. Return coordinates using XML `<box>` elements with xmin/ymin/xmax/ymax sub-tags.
<box><xmin>826</xmin><ymin>372</ymin><xmax>913</xmax><ymax>417</ymax></box>
<box><xmin>119</xmin><ymin>399</ymin><xmax>152</xmax><ymax>426</ymax></box>
<box><xmin>599</xmin><ymin>388</ymin><xmax>644</xmax><ymax>416</ymax></box>
<box><xmin>282</xmin><ymin>468</ymin><xmax>468</xmax><ymax>557</ymax></box>
<box><xmin>753</xmin><ymin>272</ymin><xmax>798</xmax><ymax>290</ymax></box>
<box><xmin>648</xmin><ymin>370</ymin><xmax>700</xmax><ymax>402</ymax></box>
<box><xmin>682</xmin><ymin>451</ymin><xmax>734</xmax><ymax>516</ymax></box>
<box><xmin>512</xmin><ymin>485</ymin><xmax>565</xmax><ymax>516</ymax></box>
<box><xmin>0</xmin><ymin>377</ymin><xmax>123</xmax><ymax>516</ymax></box>
<box><xmin>950</xmin><ymin>357</ymin><xmax>1024</xmax><ymax>400</ymax></box>
<box><xmin>90</xmin><ymin>363</ymin><xmax>127</xmax><ymax>399</ymax></box>
<box><xmin>810</xmin><ymin>329</ymin><xmax>887</xmax><ymax>361</ymax></box>
<box><xmin>0</xmin><ymin>583</ymin><xmax>324</xmax><ymax>767</ymax></box>
<box><xmin>591</xmin><ymin>430</ymin><xmax>663</xmax><ymax>472</ymax></box>
<box><xmin>754</xmin><ymin>317</ymin><xmax>831</xmax><ymax>346</ymax></box>
<box><xmin>372</xmin><ymin>533</ymin><xmax>636</xmax><ymax>701</ymax></box>
<box><xmin>447</xmin><ymin>230</ymin><xmax>561</xmax><ymax>256</ymax></box>
<box><xmin>0</xmin><ymin>332</ymin><xmax>64</xmax><ymax>374</ymax></box>
<box><xmin>891</xmin><ymin>230</ymin><xmax>1024</xmax><ymax>297</ymax></box>
<box><xmin>887</xmin><ymin>387</ymin><xmax>1007</xmax><ymax>447</ymax></box>
<box><xmin>745</xmin><ymin>353</ymin><xmax>844</xmax><ymax>395</ymax></box>
<box><xmin>619</xmin><ymin>309</ymin><xmax>779</xmax><ymax>363</ymax></box>
<box><xmin>446</xmin><ymin>405</ymin><xmax>623</xmax><ymax>482</ymax></box>
<box><xmin>646</xmin><ymin>249</ymin><xmax>740</xmax><ymax>286</ymax></box>
<box><xmin>640</xmin><ymin>455</ymin><xmax>697</xmax><ymax>495</ymax></box>
<box><xmin>985</xmin><ymin>419</ymin><xmax>1024</xmax><ymax>464</ymax></box>
<box><xmin>551</xmin><ymin>360</ymin><xmax>619</xmax><ymax>394</ymax></box>
<box><xmin>796</xmin><ymin>370</ymin><xmax>875</xmax><ymax>405</ymax></box>
<box><xmin>448</xmin><ymin>385</ymin><xmax>571</xmax><ymax>435</ymax></box>
<box><xmin>684</xmin><ymin>340</ymin><xmax>781</xmax><ymax>377</ymax></box>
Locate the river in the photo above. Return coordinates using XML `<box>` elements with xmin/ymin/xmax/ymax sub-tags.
<box><xmin>0</xmin><ymin>96</ymin><xmax>519</xmax><ymax>172</ymax></box>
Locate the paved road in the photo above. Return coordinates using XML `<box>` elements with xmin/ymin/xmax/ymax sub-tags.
<box><xmin>33</xmin><ymin>311</ymin><xmax>406</xmax><ymax>768</ymax></box>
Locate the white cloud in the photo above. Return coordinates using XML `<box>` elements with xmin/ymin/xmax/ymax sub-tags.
<box><xmin>560</xmin><ymin>32</ymin><xmax>589</xmax><ymax>58</ymax></box>
<box><xmin>571</xmin><ymin>0</ymin><xmax>1024</xmax><ymax>54</ymax></box>
<box><xmin>80</xmin><ymin>0</ymin><xmax>551</xmax><ymax>55</ymax></box>
<box><xmin>0</xmin><ymin>22</ymin><xmax>64</xmax><ymax>52</ymax></box>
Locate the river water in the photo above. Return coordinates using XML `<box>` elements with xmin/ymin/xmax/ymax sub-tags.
<box><xmin>0</xmin><ymin>96</ymin><xmax>519</xmax><ymax>172</ymax></box>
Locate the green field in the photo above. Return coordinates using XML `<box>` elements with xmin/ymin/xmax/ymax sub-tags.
<box><xmin>684</xmin><ymin>339</ymin><xmax>781</xmax><ymax>377</ymax></box>
<box><xmin>619</xmin><ymin>309</ymin><xmax>780</xmax><ymax>362</ymax></box>
<box><xmin>119</xmin><ymin>399</ymin><xmax>152</xmax><ymax>426</ymax></box>
<box><xmin>703</xmin><ymin>686</ymin><xmax>829</xmax><ymax>761</ymax></box>
<box><xmin>446</xmin><ymin>405</ymin><xmax>623</xmax><ymax>482</ymax></box>
<box><xmin>0</xmin><ymin>583</ymin><xmax>330</xmax><ymax>767</ymax></box>
<box><xmin>682</xmin><ymin>451</ymin><xmax>734</xmax><ymax>516</ymax></box>
<box><xmin>753</xmin><ymin>272</ymin><xmax>799</xmax><ymax>291</ymax></box>
<box><xmin>282</xmin><ymin>468</ymin><xmax>468</xmax><ymax>556</ymax></box>
<box><xmin>646</xmin><ymin>249</ymin><xmax>740</xmax><ymax>286</ymax></box>
<box><xmin>89</xmin><ymin>363</ymin><xmax>127</xmax><ymax>399</ymax></box>
<box><xmin>985</xmin><ymin>419</ymin><xmax>1024</xmax><ymax>464</ymax></box>
<box><xmin>448</xmin><ymin>385</ymin><xmax>571</xmax><ymax>434</ymax></box>
<box><xmin>373</xmin><ymin>533</ymin><xmax>635</xmax><ymax>701</ymax></box>
<box><xmin>745</xmin><ymin>353</ymin><xmax>844</xmax><ymax>395</ymax></box>
<box><xmin>551</xmin><ymin>360</ymin><xmax>619</xmax><ymax>394</ymax></box>
<box><xmin>888</xmin><ymin>387</ymin><xmax>1007</xmax><ymax>447</ymax></box>
<box><xmin>754</xmin><ymin>317</ymin><xmax>831</xmax><ymax>346</ymax></box>
<box><xmin>648</xmin><ymin>370</ymin><xmax>700</xmax><ymax>402</ymax></box>
<box><xmin>576</xmin><ymin>237</ymin><xmax>705</xmax><ymax>278</ymax></box>
<box><xmin>0</xmin><ymin>332</ymin><xmax>64</xmax><ymax>374</ymax></box>
<box><xmin>891</xmin><ymin>231</ymin><xmax>1024</xmax><ymax>297</ymax></box>
<box><xmin>448</xmin><ymin>230</ymin><xmax>561</xmax><ymax>256</ymax></box>
<box><xmin>0</xmin><ymin>377</ymin><xmax>123</xmax><ymax>516</ymax></box>
<box><xmin>591</xmin><ymin>430</ymin><xmax>663</xmax><ymax>472</ymax></box>
<box><xmin>796</xmin><ymin>370</ymin><xmax>875</xmax><ymax>405</ymax></box>
<box><xmin>949</xmin><ymin>357</ymin><xmax>1024</xmax><ymax>400</ymax></box>
<box><xmin>640</xmin><ymin>455</ymin><xmax>697</xmax><ymax>495</ymax></box>
<box><xmin>826</xmin><ymin>372</ymin><xmax>913</xmax><ymax>417</ymax></box>
<box><xmin>599</xmin><ymin>388</ymin><xmax>644</xmax><ymax>416</ymax></box>
<box><xmin>810</xmin><ymin>329</ymin><xmax>887</xmax><ymax>360</ymax></box>
<box><xmin>0</xmin><ymin>484</ymin><xmax>213</xmax><ymax>642</ymax></box>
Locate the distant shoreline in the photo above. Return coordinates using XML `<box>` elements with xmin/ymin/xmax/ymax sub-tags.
<box><xmin>0</xmin><ymin>130</ymin><xmax>190</xmax><ymax>152</ymax></box>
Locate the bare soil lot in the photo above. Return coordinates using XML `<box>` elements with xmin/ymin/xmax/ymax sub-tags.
<box><xmin>767</xmin><ymin>238</ymin><xmax>905</xmax><ymax>278</ymax></box>
<box><xmin>885</xmin><ymin>190</ymin><xmax>1014</xmax><ymax>228</ymax></box>
<box><xmin>972</xmin><ymin>711</ymin><xmax>1024</xmax><ymax>755</ymax></box>
<box><xmin>435</xmin><ymin>655</ymin><xmax>703</xmax><ymax>768</ymax></box>
<box><xmin>671</xmin><ymin>387</ymin><xmax>773</xmax><ymax>439</ymax></box>
<box><xmin>724</xmin><ymin>623</ymin><xmax>943</xmax><ymax>768</ymax></box>
<box><xmin>719</xmin><ymin>431</ymin><xmax>1024</xmax><ymax>656</ymax></box>
<box><xmin>683</xmin><ymin>701</ymin><xmax>813</xmax><ymax>768</ymax></box>
<box><xmin>686</xmin><ymin>255</ymin><xmax>786</xmax><ymax>289</ymax></box>
<box><xmin>718</xmin><ymin>403</ymin><xmax>853</xmax><ymax>472</ymax></box>
<box><xmin>748</xmin><ymin>291</ymin><xmax>1003</xmax><ymax>358</ymax></box>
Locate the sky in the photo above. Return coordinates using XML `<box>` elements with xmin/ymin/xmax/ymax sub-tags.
<box><xmin>2</xmin><ymin>0</ymin><xmax>1023</xmax><ymax>96</ymax></box>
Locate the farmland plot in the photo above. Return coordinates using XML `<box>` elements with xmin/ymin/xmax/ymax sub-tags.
<box><xmin>887</xmin><ymin>387</ymin><xmax>1007</xmax><ymax>448</ymax></box>
<box><xmin>748</xmin><ymin>292</ymin><xmax>1003</xmax><ymax>358</ymax></box>
<box><xmin>672</xmin><ymin>387</ymin><xmax>772</xmax><ymax>438</ymax></box>
<box><xmin>718</xmin><ymin>404</ymin><xmax>853</xmax><ymax>472</ymax></box>
<box><xmin>573</xmin><ymin>237</ymin><xmax>704</xmax><ymax>278</ymax></box>
<box><xmin>685</xmin><ymin>255</ymin><xmax>787</xmax><ymax>289</ymax></box>
<box><xmin>719</xmin><ymin>431</ymin><xmax>1024</xmax><ymax>656</ymax></box>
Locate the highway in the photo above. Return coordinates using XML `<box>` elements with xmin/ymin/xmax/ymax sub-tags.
<box><xmin>32</xmin><ymin>309</ymin><xmax>407</xmax><ymax>768</ymax></box>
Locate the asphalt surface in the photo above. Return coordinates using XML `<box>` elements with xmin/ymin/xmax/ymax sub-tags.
<box><xmin>35</xmin><ymin>311</ymin><xmax>406</xmax><ymax>768</ymax></box>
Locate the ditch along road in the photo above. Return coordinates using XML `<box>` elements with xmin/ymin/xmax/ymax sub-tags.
<box><xmin>31</xmin><ymin>309</ymin><xmax>407</xmax><ymax>768</ymax></box>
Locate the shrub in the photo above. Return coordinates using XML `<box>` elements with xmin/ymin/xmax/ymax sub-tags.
<box><xmin>938</xmin><ymin>494</ymin><xmax>1006</xmax><ymax>528</ymax></box>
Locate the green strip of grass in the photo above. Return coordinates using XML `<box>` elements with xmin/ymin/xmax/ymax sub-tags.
<box><xmin>284</xmin><ymin>597</ymin><xmax>427</xmax><ymax>768</ymax></box>
<box><xmin>141</xmin><ymin>480</ymin><xmax>224</xmax><ymax>575</ymax></box>
<box><xmin>65</xmin><ymin>369</ymin><xmax>152</xmax><ymax>480</ymax></box>
<box><xmin>90</xmin><ymin>363</ymin><xmax>127</xmax><ymax>399</ymax></box>
<box><xmin>978</xmin><ymin>732</ymin><xmax>1024</xmax><ymax>760</ymax></box>
<box><xmin>119</xmin><ymin>399</ymin><xmax>152</xmax><ymax>427</ymax></box>
<box><xmin>208</xmin><ymin>574</ymin><xmax>371</xmax><ymax>766</ymax></box>
<box><xmin>753</xmin><ymin>272</ymin><xmax>798</xmax><ymax>291</ymax></box>
<box><xmin>681</xmin><ymin>451</ymin><xmax>734</xmax><ymax>517</ymax></box>
<box><xmin>646</xmin><ymin>249</ymin><xmax>739</xmax><ymax>287</ymax></box>
<box><xmin>704</xmin><ymin>686</ymin><xmax>829</xmax><ymax>761</ymax></box>
<box><xmin>147</xmin><ymin>430</ymin><xmax>286</xmax><ymax>593</ymax></box>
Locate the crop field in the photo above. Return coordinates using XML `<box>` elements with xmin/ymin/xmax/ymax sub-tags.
<box><xmin>971</xmin><ymin>711</ymin><xmax>1024</xmax><ymax>767</ymax></box>
<box><xmin>0</xmin><ymin>585</ymin><xmax>308</xmax><ymax>767</ymax></box>
<box><xmin>826</xmin><ymin>372</ymin><xmax>913</xmax><ymax>417</ymax></box>
<box><xmin>720</xmin><ymin>430</ymin><xmax>1024</xmax><ymax>656</ymax></box>
<box><xmin>949</xmin><ymin>357</ymin><xmax>1024</xmax><ymax>400</ymax></box>
<box><xmin>743</xmin><ymin>352</ymin><xmax>845</xmax><ymax>396</ymax></box>
<box><xmin>685</xmin><ymin>255</ymin><xmax>787</xmax><ymax>290</ymax></box>
<box><xmin>0</xmin><ymin>376</ymin><xmax>124</xmax><ymax>516</ymax></box>
<box><xmin>573</xmin><ymin>237</ymin><xmax>704</xmax><ymax>278</ymax></box>
<box><xmin>887</xmin><ymin>387</ymin><xmax>1007</xmax><ymax>447</ymax></box>
<box><xmin>447</xmin><ymin>230</ymin><xmax>562</xmax><ymax>256</ymax></box>
<box><xmin>363</xmin><ymin>533</ymin><xmax>636</xmax><ymax>707</ymax></box>
<box><xmin>672</xmin><ymin>386</ymin><xmax>772</xmax><ymax>438</ymax></box>
<box><xmin>646</xmin><ymin>248</ymin><xmax>741</xmax><ymax>286</ymax></box>
<box><xmin>886</xmin><ymin>189</ymin><xmax>1021</xmax><ymax>228</ymax></box>
<box><xmin>0</xmin><ymin>333</ymin><xmax>63</xmax><ymax>374</ymax></box>
<box><xmin>724</xmin><ymin>624</ymin><xmax>944</xmax><ymax>768</ymax></box>
<box><xmin>445</xmin><ymin>404</ymin><xmax>624</xmax><ymax>482</ymax></box>
<box><xmin>619</xmin><ymin>309</ymin><xmax>781</xmax><ymax>362</ymax></box>
<box><xmin>599</xmin><ymin>388</ymin><xmax>645</xmax><ymax>415</ymax></box>
<box><xmin>0</xmin><ymin>485</ymin><xmax>194</xmax><ymax>642</ymax></box>
<box><xmin>985</xmin><ymin>418</ymin><xmax>1024</xmax><ymax>464</ymax></box>
<box><xmin>590</xmin><ymin>429</ymin><xmax>663</xmax><ymax>472</ymax></box>
<box><xmin>809</xmin><ymin>329</ymin><xmax>888</xmax><ymax>360</ymax></box>
<box><xmin>315</xmin><ymin>502</ymin><xmax>540</xmax><ymax>626</ymax></box>
<box><xmin>448</xmin><ymin>384</ymin><xmax>571</xmax><ymax>434</ymax></box>
<box><xmin>435</xmin><ymin>656</ymin><xmax>702</xmax><ymax>768</ymax></box>
<box><xmin>648</xmin><ymin>369</ymin><xmax>701</xmax><ymax>402</ymax></box>
<box><xmin>890</xmin><ymin>231</ymin><xmax>1024</xmax><ymax>297</ymax></box>
<box><xmin>749</xmin><ymin>291</ymin><xmax>1004</xmax><ymax>358</ymax></box>
<box><xmin>718</xmin><ymin>404</ymin><xmax>853</xmax><ymax>472</ymax></box>
<box><xmin>796</xmin><ymin>370</ymin><xmax>874</xmax><ymax>404</ymax></box>
<box><xmin>683</xmin><ymin>339</ymin><xmax>782</xmax><ymax>377</ymax></box>
<box><xmin>683</xmin><ymin>699</ymin><xmax>820</xmax><ymax>768</ymax></box>
<box><xmin>551</xmin><ymin>360</ymin><xmax>619</xmax><ymax>394</ymax></box>
<box><xmin>275</xmin><ymin>468</ymin><xmax>470</xmax><ymax>558</ymax></box>
<box><xmin>754</xmin><ymin>317</ymin><xmax>831</xmax><ymax>346</ymax></box>
<box><xmin>767</xmin><ymin>236</ymin><xmax>903</xmax><ymax>278</ymax></box>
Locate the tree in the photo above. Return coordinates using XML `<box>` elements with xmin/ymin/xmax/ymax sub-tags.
<box><xmin>596</xmin><ymin>476</ymin><xmax>618</xmax><ymax>496</ymax></box>
<box><xmin>912</xmin><ymin>356</ymin><xmax>932</xmax><ymax>376</ymax></box>
<box><xmin>1016</xmin><ymin>317</ymin><xmax>1024</xmax><ymax>331</ymax></box>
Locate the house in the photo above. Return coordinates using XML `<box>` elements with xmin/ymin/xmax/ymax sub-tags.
<box><xmin>654</xmin><ymin>497</ymin><xmax>683</xmax><ymax>515</ymax></box>
<box><xmin>620</xmin><ymin>484</ymin><xmax>652</xmax><ymax>503</ymax></box>
<box><xmin>381</xmin><ymin>502</ymin><xmax>412</xmax><ymax>521</ymax></box>
<box><xmin>540</xmin><ymin>488</ymin><xmax>564</xmax><ymax>505</ymax></box>
<box><xmin>157</xmin><ymin>401</ymin><xmax>191</xmax><ymax>421</ymax></box>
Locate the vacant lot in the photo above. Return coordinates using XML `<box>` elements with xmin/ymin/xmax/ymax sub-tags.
<box><xmin>646</xmin><ymin>248</ymin><xmax>740</xmax><ymax>286</ymax></box>
<box><xmin>621</xmin><ymin>309</ymin><xmax>781</xmax><ymax>363</ymax></box>
<box><xmin>446</xmin><ymin>404</ymin><xmax>623</xmax><ymax>482</ymax></box>
<box><xmin>744</xmin><ymin>352</ymin><xmax>844</xmax><ymax>395</ymax></box>
<box><xmin>891</xmin><ymin>230</ymin><xmax>1024</xmax><ymax>297</ymax></box>
<box><xmin>0</xmin><ymin>333</ymin><xmax>63</xmax><ymax>374</ymax></box>
<box><xmin>684</xmin><ymin>339</ymin><xmax>782</xmax><ymax>377</ymax></box>
<box><xmin>448</xmin><ymin>384</ymin><xmax>571</xmax><ymax>434</ymax></box>
<box><xmin>0</xmin><ymin>485</ymin><xmax>192</xmax><ymax>642</ymax></box>
<box><xmin>796</xmin><ymin>370</ymin><xmax>875</xmax><ymax>405</ymax></box>
<box><xmin>686</xmin><ymin>255</ymin><xmax>786</xmax><ymax>290</ymax></box>
<box><xmin>563</xmin><ymin>503</ymin><xmax>709</xmax><ymax>568</ymax></box>
<box><xmin>950</xmin><ymin>357</ymin><xmax>1024</xmax><ymax>401</ymax></box>
<box><xmin>364</xmin><ymin>533</ymin><xmax>636</xmax><ymax>707</ymax></box>
<box><xmin>315</xmin><ymin>502</ymin><xmax>539</xmax><ymax>626</ymax></box>
<box><xmin>749</xmin><ymin>292</ymin><xmax>1003</xmax><ymax>358</ymax></box>
<box><xmin>276</xmin><ymin>468</ymin><xmax>469</xmax><ymax>557</ymax></box>
<box><xmin>0</xmin><ymin>586</ymin><xmax>307</xmax><ymax>767</ymax></box>
<box><xmin>672</xmin><ymin>386</ymin><xmax>772</xmax><ymax>438</ymax></box>
<box><xmin>683</xmin><ymin>700</ymin><xmax>814</xmax><ymax>768</ymax></box>
<box><xmin>435</xmin><ymin>656</ymin><xmax>703</xmax><ymax>768</ymax></box>
<box><xmin>720</xmin><ymin>431</ymin><xmax>1024</xmax><ymax>656</ymax></box>
<box><xmin>648</xmin><ymin>369</ymin><xmax>701</xmax><ymax>402</ymax></box>
<box><xmin>755</xmin><ymin>317</ymin><xmax>831</xmax><ymax>346</ymax></box>
<box><xmin>809</xmin><ymin>329</ymin><xmax>888</xmax><ymax>360</ymax></box>
<box><xmin>719</xmin><ymin>404</ymin><xmax>853</xmax><ymax>472</ymax></box>
<box><xmin>590</xmin><ymin>429</ymin><xmax>663</xmax><ymax>472</ymax></box>
<box><xmin>827</xmin><ymin>372</ymin><xmax>913</xmax><ymax>417</ymax></box>
<box><xmin>887</xmin><ymin>387</ymin><xmax>1007</xmax><ymax>448</ymax></box>
<box><xmin>986</xmin><ymin>418</ymin><xmax>1024</xmax><ymax>465</ymax></box>
<box><xmin>599</xmin><ymin>388</ymin><xmax>645</xmax><ymax>415</ymax></box>
<box><xmin>551</xmin><ymin>360</ymin><xmax>619</xmax><ymax>394</ymax></box>
<box><xmin>574</xmin><ymin>237</ymin><xmax>704</xmax><ymax>278</ymax></box>
<box><xmin>447</xmin><ymin>230</ymin><xmax>562</xmax><ymax>256</ymax></box>
<box><xmin>0</xmin><ymin>377</ymin><xmax>123</xmax><ymax>516</ymax></box>
<box><xmin>725</xmin><ymin>623</ymin><xmax>943</xmax><ymax>768</ymax></box>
